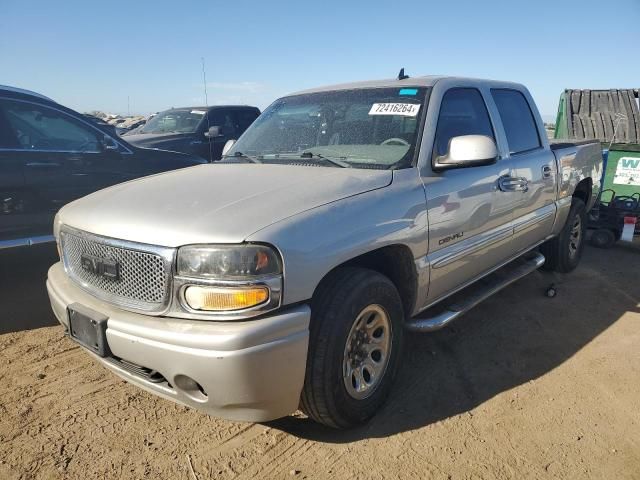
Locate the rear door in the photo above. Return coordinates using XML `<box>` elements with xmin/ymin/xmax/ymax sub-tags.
<box><xmin>490</xmin><ymin>89</ymin><xmax>557</xmax><ymax>252</ymax></box>
<box><xmin>423</xmin><ymin>87</ymin><xmax>520</xmax><ymax>303</ymax></box>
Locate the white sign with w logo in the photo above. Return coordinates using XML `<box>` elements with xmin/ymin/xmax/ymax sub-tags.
<box><xmin>614</xmin><ymin>156</ymin><xmax>640</xmax><ymax>186</ymax></box>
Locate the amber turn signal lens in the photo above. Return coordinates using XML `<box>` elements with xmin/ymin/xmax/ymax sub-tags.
<box><xmin>184</xmin><ymin>286</ymin><xmax>269</xmax><ymax>311</ymax></box>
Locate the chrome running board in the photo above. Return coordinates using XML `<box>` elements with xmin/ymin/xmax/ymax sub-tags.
<box><xmin>405</xmin><ymin>251</ymin><xmax>545</xmax><ymax>333</ymax></box>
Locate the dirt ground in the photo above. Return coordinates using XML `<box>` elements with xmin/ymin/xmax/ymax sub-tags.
<box><xmin>1</xmin><ymin>242</ymin><xmax>639</xmax><ymax>479</ymax></box>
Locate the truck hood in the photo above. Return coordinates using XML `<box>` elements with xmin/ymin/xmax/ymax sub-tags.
<box><xmin>58</xmin><ymin>164</ymin><xmax>392</xmax><ymax>247</ymax></box>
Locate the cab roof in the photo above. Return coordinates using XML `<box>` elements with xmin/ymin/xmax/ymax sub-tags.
<box><xmin>289</xmin><ymin>75</ymin><xmax>525</xmax><ymax>96</ymax></box>
<box><xmin>0</xmin><ymin>85</ymin><xmax>54</xmax><ymax>102</ymax></box>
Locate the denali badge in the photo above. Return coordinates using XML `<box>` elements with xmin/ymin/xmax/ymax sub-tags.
<box><xmin>80</xmin><ymin>254</ymin><xmax>120</xmax><ymax>280</ymax></box>
<box><xmin>438</xmin><ymin>232</ymin><xmax>464</xmax><ymax>245</ymax></box>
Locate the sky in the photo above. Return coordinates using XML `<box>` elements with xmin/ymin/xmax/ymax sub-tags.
<box><xmin>1</xmin><ymin>0</ymin><xmax>639</xmax><ymax>120</ymax></box>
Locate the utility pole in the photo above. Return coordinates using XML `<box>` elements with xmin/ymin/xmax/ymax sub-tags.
<box><xmin>127</xmin><ymin>96</ymin><xmax>130</xmax><ymax>116</ymax></box>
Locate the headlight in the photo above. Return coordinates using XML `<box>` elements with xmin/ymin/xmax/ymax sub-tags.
<box><xmin>176</xmin><ymin>244</ymin><xmax>282</xmax><ymax>314</ymax></box>
<box><xmin>177</xmin><ymin>244</ymin><xmax>281</xmax><ymax>278</ymax></box>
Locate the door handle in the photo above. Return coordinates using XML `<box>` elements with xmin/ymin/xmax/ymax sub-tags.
<box><xmin>498</xmin><ymin>175</ymin><xmax>529</xmax><ymax>192</ymax></box>
<box><xmin>26</xmin><ymin>162</ymin><xmax>61</xmax><ymax>168</ymax></box>
<box><xmin>542</xmin><ymin>165</ymin><xmax>553</xmax><ymax>179</ymax></box>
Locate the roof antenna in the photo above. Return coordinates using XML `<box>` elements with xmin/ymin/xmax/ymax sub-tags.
<box><xmin>398</xmin><ymin>68</ymin><xmax>409</xmax><ymax>80</ymax></box>
<box><xmin>201</xmin><ymin>57</ymin><xmax>214</xmax><ymax>162</ymax></box>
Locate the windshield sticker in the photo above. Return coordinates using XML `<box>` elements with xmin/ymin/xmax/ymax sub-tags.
<box><xmin>369</xmin><ymin>103</ymin><xmax>420</xmax><ymax>116</ymax></box>
<box><xmin>190</xmin><ymin>110</ymin><xmax>206</xmax><ymax>115</ymax></box>
<box><xmin>399</xmin><ymin>88</ymin><xmax>418</xmax><ymax>96</ymax></box>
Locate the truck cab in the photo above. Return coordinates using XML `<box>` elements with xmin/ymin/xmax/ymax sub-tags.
<box><xmin>123</xmin><ymin>105</ymin><xmax>260</xmax><ymax>161</ymax></box>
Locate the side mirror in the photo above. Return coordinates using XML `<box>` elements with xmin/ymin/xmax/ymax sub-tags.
<box><xmin>435</xmin><ymin>135</ymin><xmax>498</xmax><ymax>169</ymax></box>
<box><xmin>222</xmin><ymin>139</ymin><xmax>236</xmax><ymax>156</ymax></box>
<box><xmin>101</xmin><ymin>135</ymin><xmax>119</xmax><ymax>151</ymax></box>
<box><xmin>204</xmin><ymin>126</ymin><xmax>221</xmax><ymax>138</ymax></box>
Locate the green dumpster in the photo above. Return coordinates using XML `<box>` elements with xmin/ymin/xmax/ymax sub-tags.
<box><xmin>554</xmin><ymin>88</ymin><xmax>640</xmax><ymax>198</ymax></box>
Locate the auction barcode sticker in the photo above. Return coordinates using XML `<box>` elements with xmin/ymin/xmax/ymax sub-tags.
<box><xmin>369</xmin><ymin>103</ymin><xmax>421</xmax><ymax>116</ymax></box>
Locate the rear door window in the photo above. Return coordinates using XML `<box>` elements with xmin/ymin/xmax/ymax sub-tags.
<box><xmin>491</xmin><ymin>89</ymin><xmax>541</xmax><ymax>154</ymax></box>
<box><xmin>434</xmin><ymin>88</ymin><xmax>495</xmax><ymax>158</ymax></box>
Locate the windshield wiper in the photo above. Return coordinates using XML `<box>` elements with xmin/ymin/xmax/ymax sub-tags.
<box><xmin>299</xmin><ymin>151</ymin><xmax>351</xmax><ymax>168</ymax></box>
<box><xmin>224</xmin><ymin>151</ymin><xmax>263</xmax><ymax>164</ymax></box>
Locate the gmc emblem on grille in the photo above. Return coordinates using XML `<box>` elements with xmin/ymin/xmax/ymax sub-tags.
<box><xmin>80</xmin><ymin>254</ymin><xmax>120</xmax><ymax>280</ymax></box>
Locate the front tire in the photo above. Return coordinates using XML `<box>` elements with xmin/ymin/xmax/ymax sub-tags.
<box><xmin>540</xmin><ymin>198</ymin><xmax>587</xmax><ymax>273</ymax></box>
<box><xmin>300</xmin><ymin>267</ymin><xmax>404</xmax><ymax>428</ymax></box>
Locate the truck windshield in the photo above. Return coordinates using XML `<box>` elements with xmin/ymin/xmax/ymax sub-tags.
<box><xmin>140</xmin><ymin>109</ymin><xmax>206</xmax><ymax>134</ymax></box>
<box><xmin>226</xmin><ymin>87</ymin><xmax>429</xmax><ymax>169</ymax></box>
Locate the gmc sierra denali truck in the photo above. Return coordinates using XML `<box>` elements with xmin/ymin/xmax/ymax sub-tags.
<box><xmin>46</xmin><ymin>76</ymin><xmax>602</xmax><ymax>428</ymax></box>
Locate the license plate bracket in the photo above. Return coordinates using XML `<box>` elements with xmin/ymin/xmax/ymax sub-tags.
<box><xmin>67</xmin><ymin>303</ymin><xmax>111</xmax><ymax>357</ymax></box>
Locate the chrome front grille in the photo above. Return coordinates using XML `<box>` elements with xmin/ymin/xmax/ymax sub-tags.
<box><xmin>60</xmin><ymin>228</ymin><xmax>174</xmax><ymax>312</ymax></box>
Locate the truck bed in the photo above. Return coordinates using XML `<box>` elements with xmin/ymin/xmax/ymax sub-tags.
<box><xmin>549</xmin><ymin>139</ymin><xmax>603</xmax><ymax>206</ymax></box>
<box><xmin>549</xmin><ymin>139</ymin><xmax>600</xmax><ymax>150</ymax></box>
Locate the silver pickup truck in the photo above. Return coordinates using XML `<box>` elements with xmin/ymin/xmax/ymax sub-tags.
<box><xmin>47</xmin><ymin>76</ymin><xmax>602</xmax><ymax>429</ymax></box>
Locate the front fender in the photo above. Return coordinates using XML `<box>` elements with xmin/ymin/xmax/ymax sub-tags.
<box><xmin>245</xmin><ymin>168</ymin><xmax>429</xmax><ymax>308</ymax></box>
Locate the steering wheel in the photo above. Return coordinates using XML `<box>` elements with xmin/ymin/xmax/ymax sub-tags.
<box><xmin>380</xmin><ymin>137</ymin><xmax>409</xmax><ymax>146</ymax></box>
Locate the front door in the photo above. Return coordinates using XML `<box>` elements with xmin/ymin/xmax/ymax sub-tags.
<box><xmin>205</xmin><ymin>109</ymin><xmax>238</xmax><ymax>161</ymax></box>
<box><xmin>422</xmin><ymin>87</ymin><xmax>519</xmax><ymax>304</ymax></box>
<box><xmin>0</xmin><ymin>98</ymin><xmax>129</xmax><ymax>238</ymax></box>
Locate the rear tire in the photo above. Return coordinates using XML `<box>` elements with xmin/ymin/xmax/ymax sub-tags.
<box><xmin>300</xmin><ymin>267</ymin><xmax>404</xmax><ymax>429</ymax></box>
<box><xmin>540</xmin><ymin>198</ymin><xmax>586</xmax><ymax>273</ymax></box>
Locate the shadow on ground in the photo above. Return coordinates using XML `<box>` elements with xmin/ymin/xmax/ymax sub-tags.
<box><xmin>268</xmin><ymin>242</ymin><xmax>640</xmax><ymax>442</ymax></box>
<box><xmin>0</xmin><ymin>244</ymin><xmax>59</xmax><ymax>334</ymax></box>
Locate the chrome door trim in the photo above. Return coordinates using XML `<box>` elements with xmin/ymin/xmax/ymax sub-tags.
<box><xmin>513</xmin><ymin>208</ymin><xmax>555</xmax><ymax>234</ymax></box>
<box><xmin>431</xmin><ymin>224</ymin><xmax>513</xmax><ymax>269</ymax></box>
<box><xmin>0</xmin><ymin>147</ymin><xmax>104</xmax><ymax>154</ymax></box>
<box><xmin>0</xmin><ymin>235</ymin><xmax>55</xmax><ymax>249</ymax></box>
<box><xmin>25</xmin><ymin>161</ymin><xmax>63</xmax><ymax>167</ymax></box>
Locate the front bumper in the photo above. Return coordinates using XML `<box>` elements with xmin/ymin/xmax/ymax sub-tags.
<box><xmin>46</xmin><ymin>262</ymin><xmax>310</xmax><ymax>422</ymax></box>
